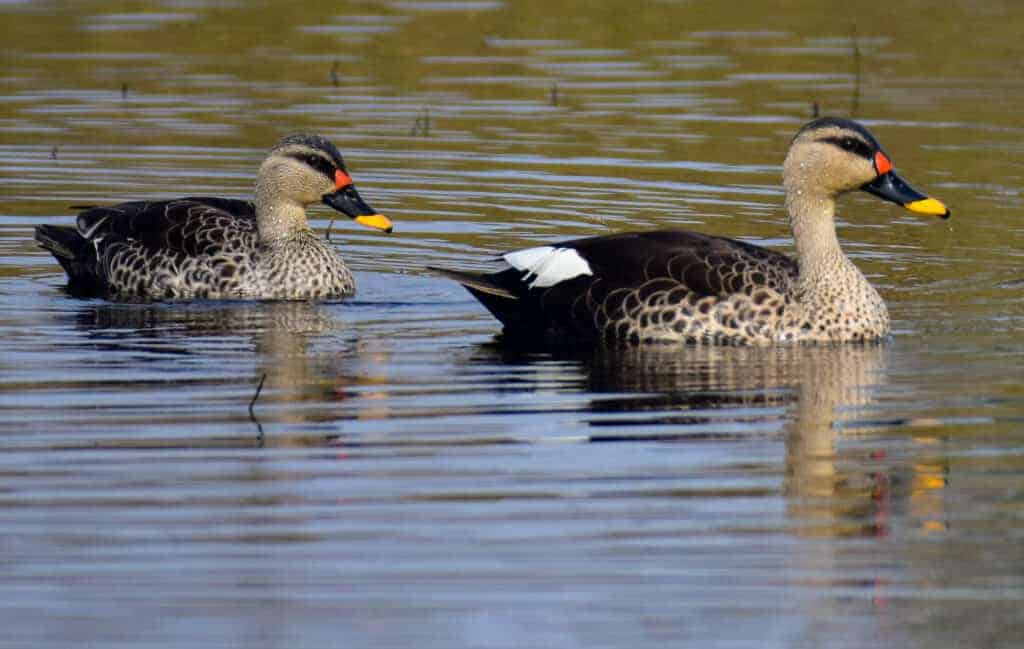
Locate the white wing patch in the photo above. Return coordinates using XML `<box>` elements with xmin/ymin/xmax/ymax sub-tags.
<box><xmin>503</xmin><ymin>245</ymin><xmax>593</xmax><ymax>289</ymax></box>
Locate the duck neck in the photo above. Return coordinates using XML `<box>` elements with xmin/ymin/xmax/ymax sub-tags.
<box><xmin>255</xmin><ymin>183</ymin><xmax>312</xmax><ymax>244</ymax></box>
<box><xmin>785</xmin><ymin>187</ymin><xmax>850</xmax><ymax>285</ymax></box>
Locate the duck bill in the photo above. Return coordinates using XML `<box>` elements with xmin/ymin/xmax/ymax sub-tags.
<box><xmin>862</xmin><ymin>171</ymin><xmax>950</xmax><ymax>219</ymax></box>
<box><xmin>322</xmin><ymin>185</ymin><xmax>393</xmax><ymax>233</ymax></box>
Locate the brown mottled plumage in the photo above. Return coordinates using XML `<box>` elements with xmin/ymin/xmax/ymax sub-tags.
<box><xmin>34</xmin><ymin>134</ymin><xmax>393</xmax><ymax>301</ymax></box>
<box><xmin>432</xmin><ymin>117</ymin><xmax>950</xmax><ymax>345</ymax></box>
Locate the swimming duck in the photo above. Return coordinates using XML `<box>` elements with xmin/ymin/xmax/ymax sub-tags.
<box><xmin>432</xmin><ymin>117</ymin><xmax>950</xmax><ymax>344</ymax></box>
<box><xmin>34</xmin><ymin>134</ymin><xmax>393</xmax><ymax>301</ymax></box>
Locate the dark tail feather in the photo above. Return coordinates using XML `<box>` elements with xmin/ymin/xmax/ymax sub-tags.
<box><xmin>34</xmin><ymin>224</ymin><xmax>97</xmax><ymax>284</ymax></box>
<box><xmin>428</xmin><ymin>265</ymin><xmax>541</xmax><ymax>330</ymax></box>
<box><xmin>426</xmin><ymin>266</ymin><xmax>517</xmax><ymax>300</ymax></box>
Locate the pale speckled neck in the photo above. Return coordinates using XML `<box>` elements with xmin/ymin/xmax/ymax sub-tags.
<box><xmin>785</xmin><ymin>188</ymin><xmax>844</xmax><ymax>279</ymax></box>
<box><xmin>784</xmin><ymin>180</ymin><xmax>887</xmax><ymax>336</ymax></box>
<box><xmin>255</xmin><ymin>185</ymin><xmax>312</xmax><ymax>243</ymax></box>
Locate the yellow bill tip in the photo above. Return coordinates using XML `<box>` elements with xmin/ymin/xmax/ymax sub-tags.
<box><xmin>354</xmin><ymin>214</ymin><xmax>393</xmax><ymax>233</ymax></box>
<box><xmin>905</xmin><ymin>198</ymin><xmax>951</xmax><ymax>219</ymax></box>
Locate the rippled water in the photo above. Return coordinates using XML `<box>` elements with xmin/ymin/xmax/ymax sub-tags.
<box><xmin>2</xmin><ymin>1</ymin><xmax>1023</xmax><ymax>647</ymax></box>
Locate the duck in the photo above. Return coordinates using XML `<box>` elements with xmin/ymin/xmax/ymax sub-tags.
<box><xmin>431</xmin><ymin>117</ymin><xmax>950</xmax><ymax>345</ymax></box>
<box><xmin>34</xmin><ymin>133</ymin><xmax>393</xmax><ymax>301</ymax></box>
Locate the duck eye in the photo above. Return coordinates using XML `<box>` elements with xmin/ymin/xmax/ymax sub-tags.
<box><xmin>285</xmin><ymin>152</ymin><xmax>337</xmax><ymax>182</ymax></box>
<box><xmin>820</xmin><ymin>135</ymin><xmax>873</xmax><ymax>160</ymax></box>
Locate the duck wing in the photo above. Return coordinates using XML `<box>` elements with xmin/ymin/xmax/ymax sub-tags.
<box><xmin>77</xmin><ymin>197</ymin><xmax>257</xmax><ymax>257</ymax></box>
<box><xmin>432</xmin><ymin>230</ymin><xmax>798</xmax><ymax>342</ymax></box>
<box><xmin>35</xmin><ymin>197</ymin><xmax>258</xmax><ymax>297</ymax></box>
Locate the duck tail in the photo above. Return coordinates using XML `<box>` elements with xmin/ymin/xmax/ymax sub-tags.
<box><xmin>428</xmin><ymin>264</ymin><xmax>547</xmax><ymax>332</ymax></box>
<box><xmin>426</xmin><ymin>266</ymin><xmax>517</xmax><ymax>300</ymax></box>
<box><xmin>34</xmin><ymin>224</ymin><xmax>96</xmax><ymax>280</ymax></box>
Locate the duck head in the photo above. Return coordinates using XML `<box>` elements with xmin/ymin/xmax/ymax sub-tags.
<box><xmin>784</xmin><ymin>116</ymin><xmax>950</xmax><ymax>219</ymax></box>
<box><xmin>260</xmin><ymin>133</ymin><xmax>393</xmax><ymax>233</ymax></box>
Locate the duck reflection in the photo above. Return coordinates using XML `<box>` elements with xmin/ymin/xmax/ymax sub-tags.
<box><xmin>69</xmin><ymin>299</ymin><xmax>347</xmax><ymax>446</ymax></box>
<box><xmin>490</xmin><ymin>337</ymin><xmax>889</xmax><ymax>534</ymax></box>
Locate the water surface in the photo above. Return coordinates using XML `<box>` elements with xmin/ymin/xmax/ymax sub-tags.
<box><xmin>1</xmin><ymin>1</ymin><xmax>1023</xmax><ymax>647</ymax></box>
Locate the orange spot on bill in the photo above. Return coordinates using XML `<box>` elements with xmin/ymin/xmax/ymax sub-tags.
<box><xmin>874</xmin><ymin>151</ymin><xmax>893</xmax><ymax>175</ymax></box>
<box><xmin>335</xmin><ymin>169</ymin><xmax>353</xmax><ymax>190</ymax></box>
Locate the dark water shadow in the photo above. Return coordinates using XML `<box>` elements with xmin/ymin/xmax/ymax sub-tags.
<box><xmin>479</xmin><ymin>335</ymin><xmax>885</xmax><ymax>425</ymax></box>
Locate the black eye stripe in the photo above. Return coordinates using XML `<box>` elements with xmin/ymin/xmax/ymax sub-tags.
<box><xmin>285</xmin><ymin>152</ymin><xmax>336</xmax><ymax>182</ymax></box>
<box><xmin>820</xmin><ymin>136</ymin><xmax>874</xmax><ymax>160</ymax></box>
